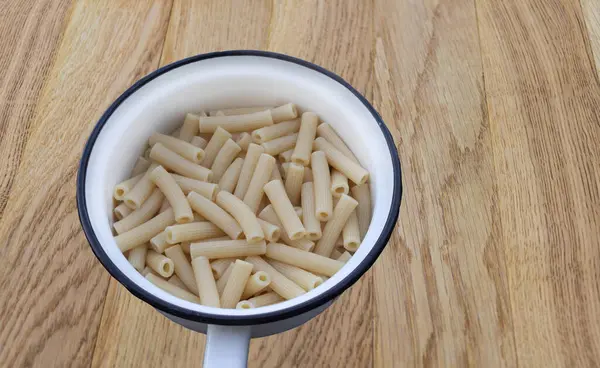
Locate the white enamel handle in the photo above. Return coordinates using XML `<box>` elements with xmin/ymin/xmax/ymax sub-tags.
<box><xmin>203</xmin><ymin>324</ymin><xmax>251</xmax><ymax>368</ymax></box>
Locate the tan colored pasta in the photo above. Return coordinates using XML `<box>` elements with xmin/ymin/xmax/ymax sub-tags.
<box><xmin>279</xmin><ymin>149</ymin><xmax>293</xmax><ymax>163</ymax></box>
<box><xmin>114</xmin><ymin>188</ymin><xmax>164</xmax><ymax>234</ymax></box>
<box><xmin>202</xmin><ymin>127</ymin><xmax>232</xmax><ymax>168</ymax></box>
<box><xmin>271</xmin><ymin>165</ymin><xmax>283</xmax><ymax>181</ymax></box>
<box><xmin>246</xmin><ymin>291</ymin><xmax>283</xmax><ymax>307</ymax></box>
<box><xmin>257</xmin><ymin>219</ymin><xmax>280</xmax><ymax>242</ymax></box>
<box><xmin>316</xmin><ymin>122</ymin><xmax>359</xmax><ymax>163</ymax></box>
<box><xmin>351</xmin><ymin>184</ymin><xmax>371</xmax><ymax>239</ymax></box>
<box><xmin>261</xmin><ymin>133</ymin><xmax>298</xmax><ymax>156</ymax></box>
<box><xmin>191</xmin><ymin>256</ymin><xmax>220</xmax><ymax>307</ymax></box>
<box><xmin>266</xmin><ymin>243</ymin><xmax>344</xmax><ymax>277</ymax></box>
<box><xmin>235</xmin><ymin>132</ymin><xmax>252</xmax><ymax>151</ymax></box>
<box><xmin>165</xmin><ymin>244</ymin><xmax>199</xmax><ymax>294</ymax></box>
<box><xmin>342</xmin><ymin>210</ymin><xmax>360</xmax><ymax>252</ymax></box>
<box><xmin>115</xmin><ymin>209</ymin><xmax>176</xmax><ymax>252</ymax></box>
<box><xmin>216</xmin><ymin>263</ymin><xmax>234</xmax><ymax>294</ymax></box>
<box><xmin>330</xmin><ymin>248</ymin><xmax>343</xmax><ymax>260</ymax></box>
<box><xmin>165</xmin><ymin>222</ymin><xmax>224</xmax><ymax>245</ymax></box>
<box><xmin>281</xmin><ymin>162</ymin><xmax>290</xmax><ymax>178</ymax></box>
<box><xmin>267</xmin><ymin>260</ymin><xmax>323</xmax><ymax>291</ymax></box>
<box><xmin>146</xmin><ymin>273</ymin><xmax>200</xmax><ymax>303</ymax></box>
<box><xmin>263</xmin><ymin>180</ymin><xmax>306</xmax><ymax>240</ymax></box>
<box><xmin>144</xmin><ymin>147</ymin><xmax>152</xmax><ymax>160</ymax></box>
<box><xmin>131</xmin><ymin>157</ymin><xmax>152</xmax><ymax>176</ymax></box>
<box><xmin>159</xmin><ymin>198</ymin><xmax>171</xmax><ymax>213</ymax></box>
<box><xmin>242</xmin><ymin>153</ymin><xmax>276</xmax><ymax>213</ymax></box>
<box><xmin>234</xmin><ymin>143</ymin><xmax>265</xmax><ymax>199</ymax></box>
<box><xmin>303</xmin><ymin>167</ymin><xmax>313</xmax><ymax>183</ymax></box>
<box><xmin>216</xmin><ymin>191</ymin><xmax>264</xmax><ymax>244</ymax></box>
<box><xmin>210</xmin><ymin>258</ymin><xmax>235</xmax><ymax>279</ymax></box>
<box><xmin>141</xmin><ymin>266</ymin><xmax>157</xmax><ymax>277</ymax></box>
<box><xmin>150</xmin><ymin>231</ymin><xmax>170</xmax><ymax>253</ymax></box>
<box><xmin>310</xmin><ymin>151</ymin><xmax>333</xmax><ymax>221</ymax></box>
<box><xmin>187</xmin><ymin>192</ymin><xmax>243</xmax><ymax>240</ymax></box>
<box><xmin>150</xmin><ymin>143</ymin><xmax>212</xmax><ymax>182</ymax></box>
<box><xmin>209</xmin><ymin>106</ymin><xmax>271</xmax><ymax>116</ymax></box>
<box><xmin>245</xmin><ymin>256</ymin><xmax>305</xmax><ymax>300</ymax></box>
<box><xmin>337</xmin><ymin>251</ymin><xmax>352</xmax><ymax>263</ymax></box>
<box><xmin>171</xmin><ymin>174</ymin><xmax>218</xmax><ymax>200</ymax></box>
<box><xmin>252</xmin><ymin>118</ymin><xmax>301</xmax><ymax>144</ymax></box>
<box><xmin>291</xmin><ymin>112</ymin><xmax>319</xmax><ymax>165</ymax></box>
<box><xmin>190</xmin><ymin>135</ymin><xmax>208</xmax><ymax>149</ymax></box>
<box><xmin>114</xmin><ymin>202</ymin><xmax>132</xmax><ymax>220</ymax></box>
<box><xmin>241</xmin><ymin>271</ymin><xmax>271</xmax><ymax>299</ymax></box>
<box><xmin>301</xmin><ymin>183</ymin><xmax>322</xmax><ymax>240</ymax></box>
<box><xmin>270</xmin><ymin>103</ymin><xmax>298</xmax><ymax>123</ymax></box>
<box><xmin>190</xmin><ymin>239</ymin><xmax>267</xmax><ymax>259</ymax></box>
<box><xmin>149</xmin><ymin>132</ymin><xmax>205</xmax><ymax>164</ymax></box>
<box><xmin>149</xmin><ymin>166</ymin><xmax>193</xmax><ymax>224</ymax></box>
<box><xmin>284</xmin><ymin>163</ymin><xmax>304</xmax><ymax>206</ymax></box>
<box><xmin>221</xmin><ymin>260</ymin><xmax>254</xmax><ymax>308</ymax></box>
<box><xmin>199</xmin><ymin>110</ymin><xmax>273</xmax><ymax>133</ymax></box>
<box><xmin>179</xmin><ymin>113</ymin><xmax>202</xmax><ymax>142</ymax></box>
<box><xmin>257</xmin><ymin>205</ymin><xmax>315</xmax><ymax>251</ymax></box>
<box><xmin>210</xmin><ymin>138</ymin><xmax>242</xmax><ymax>182</ymax></box>
<box><xmin>330</xmin><ymin>170</ymin><xmax>349</xmax><ymax>197</ymax></box>
<box><xmin>236</xmin><ymin>301</ymin><xmax>254</xmax><ymax>309</ymax></box>
<box><xmin>114</xmin><ymin>173</ymin><xmax>143</xmax><ymax>201</ymax></box>
<box><xmin>218</xmin><ymin>157</ymin><xmax>244</xmax><ymax>193</ymax></box>
<box><xmin>127</xmin><ymin>244</ymin><xmax>147</xmax><ymax>271</ymax></box>
<box><xmin>313</xmin><ymin>137</ymin><xmax>368</xmax><ymax>185</ymax></box>
<box><xmin>123</xmin><ymin>162</ymin><xmax>159</xmax><ymax>209</ymax></box>
<box><xmin>314</xmin><ymin>194</ymin><xmax>359</xmax><ymax>257</ymax></box>
<box><xmin>294</xmin><ymin>206</ymin><xmax>303</xmax><ymax>220</ymax></box>
<box><xmin>146</xmin><ymin>250</ymin><xmax>175</xmax><ymax>277</ymax></box>
<box><xmin>168</xmin><ymin>275</ymin><xmax>189</xmax><ymax>291</ymax></box>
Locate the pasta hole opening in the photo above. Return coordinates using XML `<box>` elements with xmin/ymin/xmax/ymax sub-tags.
<box><xmin>334</xmin><ymin>187</ymin><xmax>345</xmax><ymax>194</ymax></box>
<box><xmin>258</xmin><ymin>274</ymin><xmax>267</xmax><ymax>282</ymax></box>
<box><xmin>125</xmin><ymin>199</ymin><xmax>137</xmax><ymax>208</ymax></box>
<box><xmin>115</xmin><ymin>188</ymin><xmax>125</xmax><ymax>197</ymax></box>
<box><xmin>308</xmin><ymin>232</ymin><xmax>320</xmax><ymax>239</ymax></box>
<box><xmin>346</xmin><ymin>242</ymin><xmax>359</xmax><ymax>251</ymax></box>
<box><xmin>289</xmin><ymin>231</ymin><xmax>305</xmax><ymax>241</ymax></box>
<box><xmin>272</xmin><ymin>230</ymin><xmax>280</xmax><ymax>240</ymax></box>
<box><xmin>252</xmin><ymin>132</ymin><xmax>262</xmax><ymax>143</ymax></box>
<box><xmin>313</xmin><ymin>279</ymin><xmax>323</xmax><ymax>288</ymax></box>
<box><xmin>178</xmin><ymin>215</ymin><xmax>193</xmax><ymax>224</ymax></box>
<box><xmin>162</xmin><ymin>262</ymin><xmax>172</xmax><ymax>274</ymax></box>
<box><xmin>239</xmin><ymin>302</ymin><xmax>252</xmax><ymax>309</ymax></box>
<box><xmin>196</xmin><ymin>152</ymin><xmax>204</xmax><ymax>162</ymax></box>
<box><xmin>291</xmin><ymin>158</ymin><xmax>307</xmax><ymax>166</ymax></box>
<box><xmin>317</xmin><ymin>212</ymin><xmax>329</xmax><ymax>221</ymax></box>
<box><xmin>166</xmin><ymin>230</ymin><xmax>174</xmax><ymax>242</ymax></box>
<box><xmin>248</xmin><ymin>236</ymin><xmax>263</xmax><ymax>244</ymax></box>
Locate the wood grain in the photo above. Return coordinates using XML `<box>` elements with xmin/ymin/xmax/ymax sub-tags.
<box><xmin>372</xmin><ymin>0</ymin><xmax>516</xmax><ymax>366</ymax></box>
<box><xmin>2</xmin><ymin>0</ymin><xmax>600</xmax><ymax>367</ymax></box>
<box><xmin>0</xmin><ymin>0</ymin><xmax>73</xmax><ymax>216</ymax></box>
<box><xmin>0</xmin><ymin>0</ymin><xmax>172</xmax><ymax>366</ymax></box>
<box><xmin>476</xmin><ymin>0</ymin><xmax>600</xmax><ymax>365</ymax></box>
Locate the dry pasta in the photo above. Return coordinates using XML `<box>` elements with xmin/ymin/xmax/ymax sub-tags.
<box><xmin>313</xmin><ymin>194</ymin><xmax>358</xmax><ymax>257</ymax></box>
<box><xmin>221</xmin><ymin>260</ymin><xmax>254</xmax><ymax>308</ymax></box>
<box><xmin>187</xmin><ymin>191</ymin><xmax>243</xmax><ymax>240</ymax></box>
<box><xmin>115</xmin><ymin>209</ymin><xmax>175</xmax><ymax>252</ymax></box>
<box><xmin>114</xmin><ymin>202</ymin><xmax>133</xmax><ymax>220</ymax></box>
<box><xmin>265</xmin><ymin>243</ymin><xmax>344</xmax><ymax>277</ymax></box>
<box><xmin>291</xmin><ymin>112</ymin><xmax>318</xmax><ymax>165</ymax></box>
<box><xmin>234</xmin><ymin>143</ymin><xmax>265</xmax><ymax>199</ymax></box>
<box><xmin>131</xmin><ymin>157</ymin><xmax>152</xmax><ymax>176</ymax></box>
<box><xmin>199</xmin><ymin>110</ymin><xmax>273</xmax><ymax>133</ymax></box>
<box><xmin>301</xmin><ymin>183</ymin><xmax>322</xmax><ymax>240</ymax></box>
<box><xmin>165</xmin><ymin>244</ymin><xmax>198</xmax><ymax>294</ymax></box>
<box><xmin>146</xmin><ymin>274</ymin><xmax>200</xmax><ymax>303</ymax></box>
<box><xmin>263</xmin><ymin>180</ymin><xmax>306</xmax><ymax>240</ymax></box>
<box><xmin>351</xmin><ymin>184</ymin><xmax>371</xmax><ymax>239</ymax></box>
<box><xmin>330</xmin><ymin>169</ymin><xmax>349</xmax><ymax>197</ymax></box>
<box><xmin>150</xmin><ymin>143</ymin><xmax>212</xmax><ymax>182</ymax></box>
<box><xmin>284</xmin><ymin>163</ymin><xmax>304</xmax><ymax>206</ymax></box>
<box><xmin>123</xmin><ymin>164</ymin><xmax>158</xmax><ymax>209</ymax></box>
<box><xmin>168</xmin><ymin>275</ymin><xmax>189</xmax><ymax>291</ymax></box>
<box><xmin>268</xmin><ymin>260</ymin><xmax>323</xmax><ymax>291</ymax></box>
<box><xmin>246</xmin><ymin>292</ymin><xmax>283</xmax><ymax>308</ymax></box>
<box><xmin>149</xmin><ymin>166</ymin><xmax>194</xmax><ymax>224</ymax></box>
<box><xmin>242</xmin><ymin>153</ymin><xmax>276</xmax><ymax>213</ymax></box>
<box><xmin>114</xmin><ymin>173</ymin><xmax>143</xmax><ymax>201</ymax></box>
<box><xmin>257</xmin><ymin>218</ymin><xmax>280</xmax><ymax>242</ymax></box>
<box><xmin>114</xmin><ymin>188</ymin><xmax>164</xmax><ymax>234</ymax></box>
<box><xmin>146</xmin><ymin>249</ymin><xmax>175</xmax><ymax>277</ymax></box>
<box><xmin>189</xmin><ymin>239</ymin><xmax>267</xmax><ymax>259</ymax></box>
<box><xmin>252</xmin><ymin>118</ymin><xmax>301</xmax><ymax>144</ymax></box>
<box><xmin>241</xmin><ymin>271</ymin><xmax>271</xmax><ymax>299</ymax></box>
<box><xmin>216</xmin><ymin>263</ymin><xmax>234</xmax><ymax>294</ymax></box>
<box><xmin>269</xmin><ymin>103</ymin><xmax>298</xmax><ymax>123</ymax></box>
<box><xmin>171</xmin><ymin>174</ymin><xmax>218</xmax><ymax>200</ymax></box>
<box><xmin>342</xmin><ymin>210</ymin><xmax>360</xmax><ymax>252</ymax></box>
<box><xmin>337</xmin><ymin>251</ymin><xmax>352</xmax><ymax>263</ymax></box>
<box><xmin>279</xmin><ymin>149</ymin><xmax>293</xmax><ymax>163</ymax></box>
<box><xmin>261</xmin><ymin>133</ymin><xmax>298</xmax><ymax>156</ymax></box>
<box><xmin>316</xmin><ymin>122</ymin><xmax>359</xmax><ymax>163</ymax></box>
<box><xmin>311</xmin><ymin>151</ymin><xmax>333</xmax><ymax>221</ymax></box>
<box><xmin>218</xmin><ymin>157</ymin><xmax>244</xmax><ymax>193</ymax></box>
<box><xmin>210</xmin><ymin>258</ymin><xmax>235</xmax><ymax>279</ymax></box>
<box><xmin>149</xmin><ymin>132</ymin><xmax>205</xmax><ymax>164</ymax></box>
<box><xmin>127</xmin><ymin>244</ymin><xmax>147</xmax><ymax>271</ymax></box>
<box><xmin>313</xmin><ymin>137</ymin><xmax>368</xmax><ymax>185</ymax></box>
<box><xmin>216</xmin><ymin>191</ymin><xmax>264</xmax><ymax>244</ymax></box>
<box><xmin>190</xmin><ymin>136</ymin><xmax>208</xmax><ymax>149</ymax></box>
<box><xmin>245</xmin><ymin>256</ymin><xmax>305</xmax><ymax>300</ymax></box>
<box><xmin>235</xmin><ymin>132</ymin><xmax>252</xmax><ymax>151</ymax></box>
<box><xmin>211</xmin><ymin>139</ymin><xmax>241</xmax><ymax>182</ymax></box>
<box><xmin>191</xmin><ymin>256</ymin><xmax>220</xmax><ymax>307</ymax></box>
<box><xmin>201</xmin><ymin>127</ymin><xmax>232</xmax><ymax>168</ymax></box>
<box><xmin>258</xmin><ymin>205</ymin><xmax>315</xmax><ymax>251</ymax></box>
<box><xmin>165</xmin><ymin>222</ymin><xmax>224</xmax><ymax>244</ymax></box>
<box><xmin>179</xmin><ymin>113</ymin><xmax>203</xmax><ymax>142</ymax></box>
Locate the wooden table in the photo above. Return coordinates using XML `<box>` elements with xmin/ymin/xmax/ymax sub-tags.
<box><xmin>1</xmin><ymin>0</ymin><xmax>599</xmax><ymax>367</ymax></box>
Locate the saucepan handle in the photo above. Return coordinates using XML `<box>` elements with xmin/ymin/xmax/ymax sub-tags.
<box><xmin>203</xmin><ymin>324</ymin><xmax>251</xmax><ymax>368</ymax></box>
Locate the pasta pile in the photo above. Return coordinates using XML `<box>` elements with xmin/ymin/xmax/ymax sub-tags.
<box><xmin>112</xmin><ymin>103</ymin><xmax>372</xmax><ymax>309</ymax></box>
